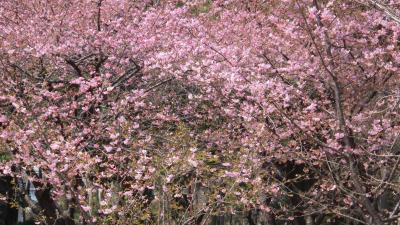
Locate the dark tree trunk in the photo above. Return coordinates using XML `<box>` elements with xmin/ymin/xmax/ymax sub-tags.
<box><xmin>0</xmin><ymin>176</ymin><xmax>18</xmax><ymax>225</ymax></box>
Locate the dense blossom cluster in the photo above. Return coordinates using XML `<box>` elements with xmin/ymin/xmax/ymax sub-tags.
<box><xmin>0</xmin><ymin>0</ymin><xmax>399</xmax><ymax>224</ymax></box>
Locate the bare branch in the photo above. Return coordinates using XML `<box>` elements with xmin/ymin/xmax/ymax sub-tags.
<box><xmin>369</xmin><ymin>0</ymin><xmax>400</xmax><ymax>24</ymax></box>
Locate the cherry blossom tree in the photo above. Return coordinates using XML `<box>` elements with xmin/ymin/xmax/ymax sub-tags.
<box><xmin>0</xmin><ymin>0</ymin><xmax>399</xmax><ymax>224</ymax></box>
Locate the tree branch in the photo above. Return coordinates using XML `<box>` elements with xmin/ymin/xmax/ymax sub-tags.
<box><xmin>368</xmin><ymin>0</ymin><xmax>400</xmax><ymax>24</ymax></box>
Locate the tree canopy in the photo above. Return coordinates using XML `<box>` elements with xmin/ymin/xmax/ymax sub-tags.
<box><xmin>0</xmin><ymin>0</ymin><xmax>399</xmax><ymax>224</ymax></box>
